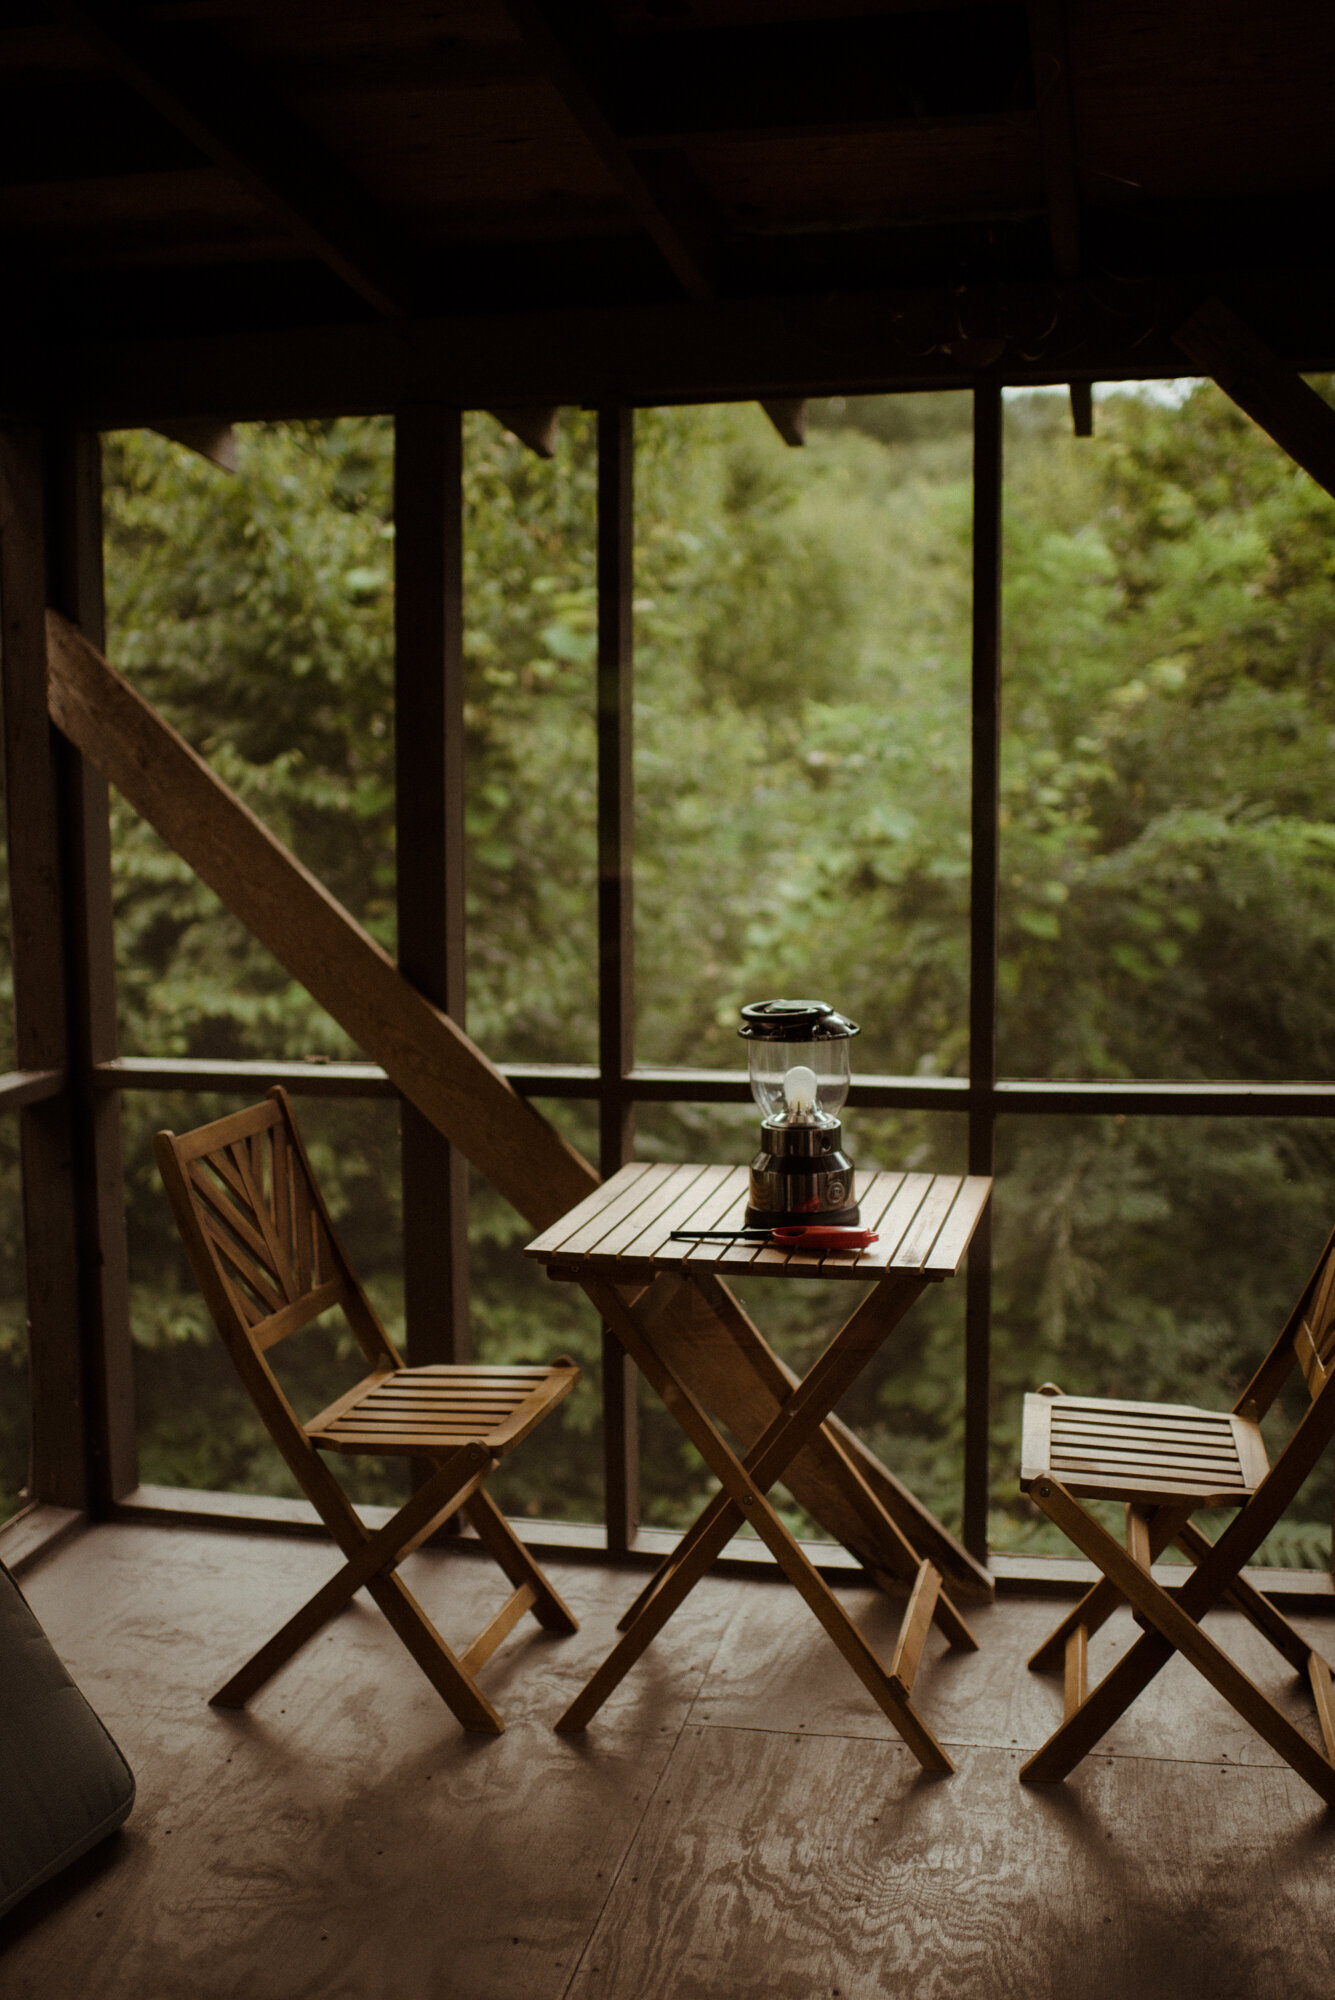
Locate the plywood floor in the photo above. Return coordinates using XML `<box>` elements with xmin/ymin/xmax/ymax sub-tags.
<box><xmin>4</xmin><ymin>1523</ymin><xmax>1335</xmax><ymax>2000</ymax></box>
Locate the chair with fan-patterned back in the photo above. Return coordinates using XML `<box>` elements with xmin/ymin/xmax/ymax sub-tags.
<box><xmin>1019</xmin><ymin>1218</ymin><xmax>1335</xmax><ymax>1807</ymax></box>
<box><xmin>155</xmin><ymin>1087</ymin><xmax>579</xmax><ymax>1734</ymax></box>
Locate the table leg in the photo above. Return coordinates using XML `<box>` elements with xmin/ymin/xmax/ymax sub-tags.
<box><xmin>557</xmin><ymin>1272</ymin><xmax>970</xmax><ymax>1769</ymax></box>
<box><xmin>685</xmin><ymin>1271</ymin><xmax>990</xmax><ymax>1599</ymax></box>
<box><xmin>556</xmin><ymin>1494</ymin><xmax>743</xmax><ymax>1733</ymax></box>
<box><xmin>632</xmin><ymin>1272</ymin><xmax>979</xmax><ymax>1653</ymax></box>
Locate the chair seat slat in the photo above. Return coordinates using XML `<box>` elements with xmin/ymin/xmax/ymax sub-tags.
<box><xmin>1053</xmin><ymin>1408</ymin><xmax>1234</xmax><ymax>1435</ymax></box>
<box><xmin>1050</xmin><ymin>1392</ymin><xmax>1232</xmax><ymax>1421</ymax></box>
<box><xmin>1050</xmin><ymin>1472</ymin><xmax>1251</xmax><ymax>1504</ymax></box>
<box><xmin>369</xmin><ymin>1374</ymin><xmax>552</xmax><ymax>1389</ymax></box>
<box><xmin>341</xmin><ymin>1392</ymin><xmax>524</xmax><ymax>1409</ymax></box>
<box><xmin>1051</xmin><ymin>1432</ymin><xmax>1245</xmax><ymax>1466</ymax></box>
<box><xmin>351</xmin><ymin>1382</ymin><xmax>539</xmax><ymax>1400</ymax></box>
<box><xmin>1048</xmin><ymin>1469</ymin><xmax>1254</xmax><ymax>1504</ymax></box>
<box><xmin>1052</xmin><ymin>1442</ymin><xmax>1243</xmax><ymax>1470</ymax></box>
<box><xmin>1055</xmin><ymin>1424</ymin><xmax>1239</xmax><ymax>1456</ymax></box>
<box><xmin>402</xmin><ymin>1366</ymin><xmax>554</xmax><ymax>1381</ymax></box>
<box><xmin>1051</xmin><ymin>1451</ymin><xmax>1250</xmax><ymax>1486</ymax></box>
<box><xmin>308</xmin><ymin>1362</ymin><xmax>577</xmax><ymax>1459</ymax></box>
<box><xmin>1052</xmin><ymin>1457</ymin><xmax>1249</xmax><ymax>1483</ymax></box>
<box><xmin>321</xmin><ymin>1408</ymin><xmax>568</xmax><ymax>1437</ymax></box>
<box><xmin>320</xmin><ymin>1411</ymin><xmax>539</xmax><ymax>1432</ymax></box>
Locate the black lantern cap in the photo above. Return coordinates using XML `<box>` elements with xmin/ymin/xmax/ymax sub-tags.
<box><xmin>738</xmin><ymin>998</ymin><xmax>860</xmax><ymax>1041</ymax></box>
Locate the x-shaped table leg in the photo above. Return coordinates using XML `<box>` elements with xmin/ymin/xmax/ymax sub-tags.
<box><xmin>556</xmin><ymin>1270</ymin><xmax>976</xmax><ymax>1769</ymax></box>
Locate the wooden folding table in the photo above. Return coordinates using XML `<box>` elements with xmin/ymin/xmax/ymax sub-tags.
<box><xmin>526</xmin><ymin>1161</ymin><xmax>992</xmax><ymax>1772</ymax></box>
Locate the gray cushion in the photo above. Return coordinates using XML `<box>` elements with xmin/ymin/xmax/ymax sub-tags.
<box><xmin>0</xmin><ymin>1557</ymin><xmax>135</xmax><ymax>1919</ymax></box>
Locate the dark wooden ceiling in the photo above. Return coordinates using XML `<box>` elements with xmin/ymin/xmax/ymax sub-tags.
<box><xmin>2</xmin><ymin>1</ymin><xmax>1333</xmax><ymax>415</ymax></box>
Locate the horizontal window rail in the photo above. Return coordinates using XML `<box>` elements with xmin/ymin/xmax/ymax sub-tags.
<box><xmin>92</xmin><ymin>1055</ymin><xmax>1335</xmax><ymax>1118</ymax></box>
<box><xmin>0</xmin><ymin>1067</ymin><xmax>65</xmax><ymax>1111</ymax></box>
<box><xmin>92</xmin><ymin>1055</ymin><xmax>394</xmax><ymax>1098</ymax></box>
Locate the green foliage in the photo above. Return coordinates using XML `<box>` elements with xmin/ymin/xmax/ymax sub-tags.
<box><xmin>5</xmin><ymin>381</ymin><xmax>1334</xmax><ymax>1564</ymax></box>
<box><xmin>991</xmin><ymin>383</ymin><xmax>1335</xmax><ymax>1555</ymax></box>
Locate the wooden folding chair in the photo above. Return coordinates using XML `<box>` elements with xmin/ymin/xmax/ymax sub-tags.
<box><xmin>1019</xmin><ymin>1220</ymin><xmax>1335</xmax><ymax>1807</ymax></box>
<box><xmin>154</xmin><ymin>1087</ymin><xmax>580</xmax><ymax>1734</ymax></box>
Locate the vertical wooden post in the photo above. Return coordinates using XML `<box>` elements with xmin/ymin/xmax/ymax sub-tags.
<box><xmin>597</xmin><ymin>405</ymin><xmax>639</xmax><ymax>1551</ymax></box>
<box><xmin>965</xmin><ymin>378</ymin><xmax>1003</xmax><ymax>1561</ymax></box>
<box><xmin>46</xmin><ymin>425</ymin><xmax>137</xmax><ymax>1508</ymax></box>
<box><xmin>0</xmin><ymin>424</ymin><xmax>135</xmax><ymax>1513</ymax></box>
<box><xmin>0</xmin><ymin>428</ymin><xmax>82</xmax><ymax>1510</ymax></box>
<box><xmin>394</xmin><ymin>407</ymin><xmax>470</xmax><ymax>1366</ymax></box>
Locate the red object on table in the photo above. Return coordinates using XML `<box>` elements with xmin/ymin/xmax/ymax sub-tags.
<box><xmin>770</xmin><ymin>1225</ymin><xmax>878</xmax><ymax>1249</ymax></box>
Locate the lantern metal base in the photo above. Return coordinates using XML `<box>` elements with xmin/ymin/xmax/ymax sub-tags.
<box><xmin>745</xmin><ymin>1122</ymin><xmax>858</xmax><ymax>1230</ymax></box>
<box><xmin>744</xmin><ymin>1199</ymin><xmax>862</xmax><ymax>1230</ymax></box>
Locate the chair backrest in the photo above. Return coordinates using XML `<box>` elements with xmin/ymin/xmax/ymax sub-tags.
<box><xmin>1293</xmin><ymin>1235</ymin><xmax>1335</xmax><ymax>1402</ymax></box>
<box><xmin>1236</xmin><ymin>1219</ymin><xmax>1335</xmax><ymax>1425</ymax></box>
<box><xmin>1196</xmin><ymin>1220</ymin><xmax>1335</xmax><ymax>1604</ymax></box>
<box><xmin>154</xmin><ymin>1088</ymin><xmax>400</xmax><ymax>1382</ymax></box>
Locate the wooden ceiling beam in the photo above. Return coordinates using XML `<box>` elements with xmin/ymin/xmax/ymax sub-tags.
<box><xmin>500</xmin><ymin>8</ymin><xmax>799</xmax><ymax>447</ymax></box>
<box><xmin>1026</xmin><ymin>0</ymin><xmax>1081</xmax><ymax>279</ymax></box>
<box><xmin>485</xmin><ymin>407</ymin><xmax>561</xmax><ymax>460</ymax></box>
<box><xmin>1026</xmin><ymin>2</ymin><xmax>1087</xmax><ymax>435</ymax></box>
<box><xmin>613</xmin><ymin>7</ymin><xmax>1033</xmax><ymax>142</ymax></box>
<box><xmin>1174</xmin><ymin>297</ymin><xmax>1335</xmax><ymax>502</ymax></box>
<box><xmin>45</xmin><ymin>0</ymin><xmax>419</xmax><ymax>319</ymax></box>
<box><xmin>502</xmin><ymin>0</ymin><xmax>715</xmax><ymax>303</ymax></box>
<box><xmin>17</xmin><ymin>277</ymin><xmax>1335</xmax><ymax>433</ymax></box>
<box><xmin>148</xmin><ymin>420</ymin><xmax>236</xmax><ymax>472</ymax></box>
<box><xmin>760</xmin><ymin>399</ymin><xmax>808</xmax><ymax>448</ymax></box>
<box><xmin>1068</xmin><ymin>383</ymin><xmax>1093</xmax><ymax>437</ymax></box>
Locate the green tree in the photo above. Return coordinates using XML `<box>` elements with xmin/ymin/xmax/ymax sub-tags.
<box><xmin>6</xmin><ymin>380</ymin><xmax>1326</xmax><ymax>1559</ymax></box>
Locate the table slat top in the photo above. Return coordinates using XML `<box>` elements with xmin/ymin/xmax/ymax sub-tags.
<box><xmin>525</xmin><ymin>1163</ymin><xmax>990</xmax><ymax>1282</ymax></box>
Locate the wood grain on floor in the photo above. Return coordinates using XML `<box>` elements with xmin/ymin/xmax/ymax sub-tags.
<box><xmin>2</xmin><ymin>1523</ymin><xmax>1334</xmax><ymax>2000</ymax></box>
<box><xmin>568</xmin><ymin>1727</ymin><xmax>1335</xmax><ymax>2000</ymax></box>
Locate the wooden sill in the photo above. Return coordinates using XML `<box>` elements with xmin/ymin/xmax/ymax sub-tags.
<box><xmin>6</xmin><ymin>1486</ymin><xmax>1330</xmax><ymax>1607</ymax></box>
<box><xmin>0</xmin><ymin>1503</ymin><xmax>86</xmax><ymax>1576</ymax></box>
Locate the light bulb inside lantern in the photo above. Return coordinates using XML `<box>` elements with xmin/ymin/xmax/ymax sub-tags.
<box><xmin>782</xmin><ymin>1064</ymin><xmax>819</xmax><ymax>1122</ymax></box>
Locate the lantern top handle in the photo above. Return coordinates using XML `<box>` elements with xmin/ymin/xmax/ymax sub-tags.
<box><xmin>738</xmin><ymin>999</ymin><xmax>860</xmax><ymax>1041</ymax></box>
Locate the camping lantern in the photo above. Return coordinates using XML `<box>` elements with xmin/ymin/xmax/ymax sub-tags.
<box><xmin>738</xmin><ymin>998</ymin><xmax>860</xmax><ymax>1228</ymax></box>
